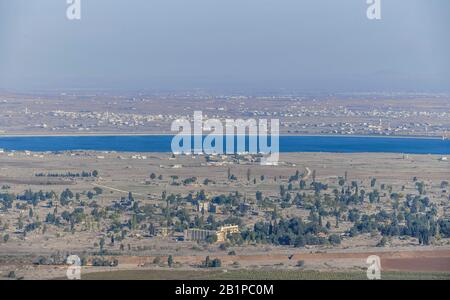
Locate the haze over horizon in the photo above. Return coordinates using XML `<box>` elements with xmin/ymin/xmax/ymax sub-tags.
<box><xmin>1</xmin><ymin>0</ymin><xmax>449</xmax><ymax>93</ymax></box>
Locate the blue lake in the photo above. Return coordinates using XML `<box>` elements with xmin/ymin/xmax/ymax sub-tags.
<box><xmin>0</xmin><ymin>135</ymin><xmax>449</xmax><ymax>154</ymax></box>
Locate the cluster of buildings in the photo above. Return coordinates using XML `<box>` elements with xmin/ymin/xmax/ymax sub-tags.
<box><xmin>184</xmin><ymin>225</ymin><xmax>240</xmax><ymax>243</ymax></box>
<box><xmin>47</xmin><ymin>110</ymin><xmax>174</xmax><ymax>131</ymax></box>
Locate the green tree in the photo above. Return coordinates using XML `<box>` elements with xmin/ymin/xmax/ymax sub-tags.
<box><xmin>211</xmin><ymin>258</ymin><xmax>222</xmax><ymax>268</ymax></box>
<box><xmin>99</xmin><ymin>237</ymin><xmax>105</xmax><ymax>252</ymax></box>
<box><xmin>18</xmin><ymin>217</ymin><xmax>24</xmax><ymax>230</ymax></box>
<box><xmin>256</xmin><ymin>191</ymin><xmax>263</xmax><ymax>202</ymax></box>
<box><xmin>294</xmin><ymin>235</ymin><xmax>306</xmax><ymax>247</ymax></box>
<box><xmin>204</xmin><ymin>255</ymin><xmax>210</xmax><ymax>267</ymax></box>
<box><xmin>206</xmin><ymin>234</ymin><xmax>218</xmax><ymax>244</ymax></box>
<box><xmin>328</xmin><ymin>234</ymin><xmax>341</xmax><ymax>245</ymax></box>
<box><xmin>93</xmin><ymin>187</ymin><xmax>103</xmax><ymax>195</ymax></box>
<box><xmin>87</xmin><ymin>191</ymin><xmax>94</xmax><ymax>200</ymax></box>
<box><xmin>299</xmin><ymin>180</ymin><xmax>306</xmax><ymax>190</ymax></box>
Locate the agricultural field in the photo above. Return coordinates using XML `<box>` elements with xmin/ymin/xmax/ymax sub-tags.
<box><xmin>80</xmin><ymin>269</ymin><xmax>450</xmax><ymax>280</ymax></box>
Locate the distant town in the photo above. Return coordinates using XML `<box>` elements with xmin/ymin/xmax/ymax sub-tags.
<box><xmin>0</xmin><ymin>91</ymin><xmax>449</xmax><ymax>138</ymax></box>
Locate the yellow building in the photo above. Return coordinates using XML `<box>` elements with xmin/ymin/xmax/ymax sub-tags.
<box><xmin>216</xmin><ymin>225</ymin><xmax>240</xmax><ymax>242</ymax></box>
<box><xmin>184</xmin><ymin>225</ymin><xmax>240</xmax><ymax>243</ymax></box>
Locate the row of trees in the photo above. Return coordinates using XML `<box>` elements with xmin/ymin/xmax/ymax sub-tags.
<box><xmin>35</xmin><ymin>170</ymin><xmax>98</xmax><ymax>178</ymax></box>
<box><xmin>241</xmin><ymin>217</ymin><xmax>341</xmax><ymax>247</ymax></box>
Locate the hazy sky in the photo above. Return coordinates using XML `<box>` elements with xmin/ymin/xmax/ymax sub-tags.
<box><xmin>0</xmin><ymin>0</ymin><xmax>449</xmax><ymax>92</ymax></box>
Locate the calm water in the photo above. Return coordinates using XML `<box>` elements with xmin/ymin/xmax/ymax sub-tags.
<box><xmin>0</xmin><ymin>135</ymin><xmax>449</xmax><ymax>154</ymax></box>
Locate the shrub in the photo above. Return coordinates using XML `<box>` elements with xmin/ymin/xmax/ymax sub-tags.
<box><xmin>328</xmin><ymin>234</ymin><xmax>341</xmax><ymax>245</ymax></box>
<box><xmin>153</xmin><ymin>256</ymin><xmax>161</xmax><ymax>264</ymax></box>
<box><xmin>296</xmin><ymin>260</ymin><xmax>305</xmax><ymax>267</ymax></box>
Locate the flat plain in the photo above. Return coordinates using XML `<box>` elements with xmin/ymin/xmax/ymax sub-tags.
<box><xmin>0</xmin><ymin>150</ymin><xmax>449</xmax><ymax>279</ymax></box>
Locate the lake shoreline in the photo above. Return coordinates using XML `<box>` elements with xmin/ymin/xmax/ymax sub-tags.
<box><xmin>0</xmin><ymin>135</ymin><xmax>449</xmax><ymax>154</ymax></box>
<box><xmin>0</xmin><ymin>132</ymin><xmax>446</xmax><ymax>140</ymax></box>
